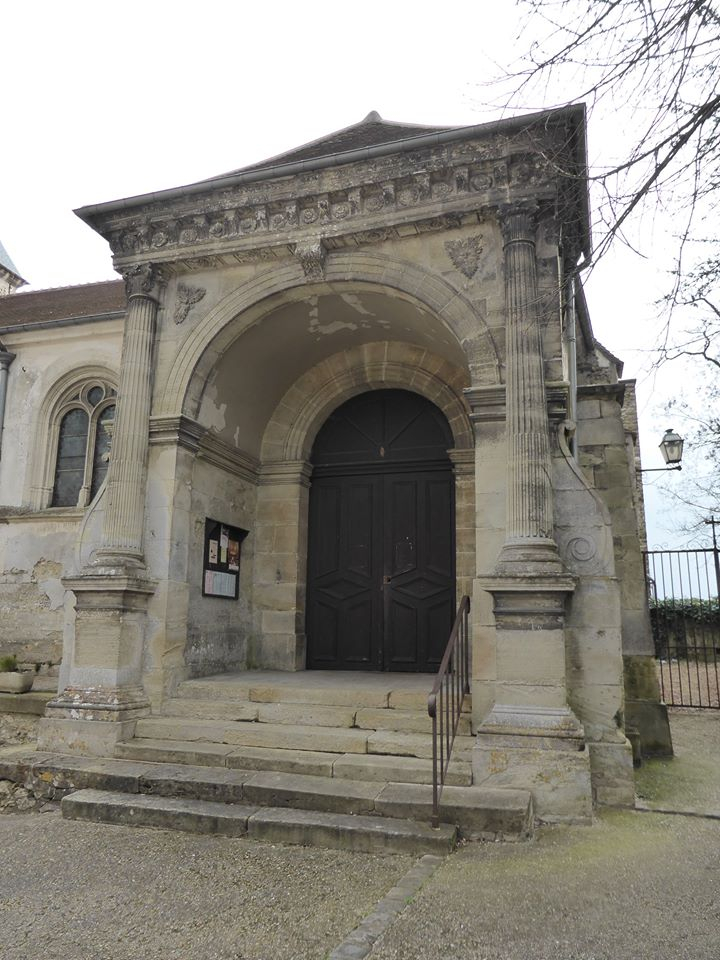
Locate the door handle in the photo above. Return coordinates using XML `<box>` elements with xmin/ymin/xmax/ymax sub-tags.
<box><xmin>383</xmin><ymin>575</ymin><xmax>392</xmax><ymax>585</ymax></box>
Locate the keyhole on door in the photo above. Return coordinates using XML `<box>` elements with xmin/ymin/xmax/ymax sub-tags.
<box><xmin>379</xmin><ymin>446</ymin><xmax>385</xmax><ymax>457</ymax></box>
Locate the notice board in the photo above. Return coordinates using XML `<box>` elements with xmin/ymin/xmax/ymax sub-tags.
<box><xmin>202</xmin><ymin>518</ymin><xmax>248</xmax><ymax>599</ymax></box>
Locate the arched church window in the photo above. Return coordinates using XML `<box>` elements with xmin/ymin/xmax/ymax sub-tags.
<box><xmin>50</xmin><ymin>382</ymin><xmax>116</xmax><ymax>507</ymax></box>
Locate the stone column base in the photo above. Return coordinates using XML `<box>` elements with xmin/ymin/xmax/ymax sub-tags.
<box><xmin>37</xmin><ymin>717</ymin><xmax>140</xmax><ymax>757</ymax></box>
<box><xmin>625</xmin><ymin>699</ymin><xmax>673</xmax><ymax>758</ymax></box>
<box><xmin>587</xmin><ymin>740</ymin><xmax>636</xmax><ymax>808</ymax></box>
<box><xmin>473</xmin><ymin>705</ymin><xmax>593</xmax><ymax>824</ymax></box>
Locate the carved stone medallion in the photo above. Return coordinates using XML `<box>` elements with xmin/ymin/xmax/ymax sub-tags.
<box><xmin>444</xmin><ymin>234</ymin><xmax>484</xmax><ymax>279</ymax></box>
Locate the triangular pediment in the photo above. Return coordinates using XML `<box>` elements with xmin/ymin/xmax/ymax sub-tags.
<box><xmin>205</xmin><ymin>111</ymin><xmax>455</xmax><ymax>181</ymax></box>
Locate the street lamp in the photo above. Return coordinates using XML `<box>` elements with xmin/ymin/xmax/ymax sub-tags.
<box><xmin>639</xmin><ymin>429</ymin><xmax>684</xmax><ymax>473</ymax></box>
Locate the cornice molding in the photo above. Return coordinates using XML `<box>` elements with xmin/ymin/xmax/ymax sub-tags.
<box><xmin>148</xmin><ymin>415</ymin><xmax>260</xmax><ymax>483</ymax></box>
<box><xmin>464</xmin><ymin>382</ymin><xmax>570</xmax><ymax>423</ymax></box>
<box><xmin>96</xmin><ymin>143</ymin><xmax>560</xmax><ymax>273</ymax></box>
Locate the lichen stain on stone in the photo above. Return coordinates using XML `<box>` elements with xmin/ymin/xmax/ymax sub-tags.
<box><xmin>489</xmin><ymin>750</ymin><xmax>508</xmax><ymax>774</ymax></box>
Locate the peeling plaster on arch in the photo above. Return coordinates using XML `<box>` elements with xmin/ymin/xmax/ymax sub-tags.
<box><xmin>197</xmin><ymin>379</ymin><xmax>227</xmax><ymax>432</ymax></box>
<box><xmin>339</xmin><ymin>293</ymin><xmax>377</xmax><ymax>317</ymax></box>
<box><xmin>260</xmin><ymin>342</ymin><xmax>473</xmax><ymax>465</ymax></box>
<box><xmin>157</xmin><ymin>251</ymin><xmax>500</xmax><ymax>420</ymax></box>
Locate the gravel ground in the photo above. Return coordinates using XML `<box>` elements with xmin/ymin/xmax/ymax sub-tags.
<box><xmin>635</xmin><ymin>707</ymin><xmax>720</xmax><ymax>812</ymax></box>
<box><xmin>370</xmin><ymin>810</ymin><xmax>720</xmax><ymax>960</ymax></box>
<box><xmin>0</xmin><ymin>813</ymin><xmax>413</xmax><ymax>960</ymax></box>
<box><xmin>370</xmin><ymin>707</ymin><xmax>720</xmax><ymax>960</ymax></box>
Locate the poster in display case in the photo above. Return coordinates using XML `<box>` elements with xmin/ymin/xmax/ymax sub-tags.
<box><xmin>202</xmin><ymin>518</ymin><xmax>248</xmax><ymax>599</ymax></box>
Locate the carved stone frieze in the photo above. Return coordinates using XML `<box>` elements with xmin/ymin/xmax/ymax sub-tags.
<box><xmin>445</xmin><ymin>234</ymin><xmax>484</xmax><ymax>279</ymax></box>
<box><xmin>294</xmin><ymin>240</ymin><xmax>326</xmax><ymax>280</ymax></box>
<box><xmin>103</xmin><ymin>146</ymin><xmax>551</xmax><ymax>267</ymax></box>
<box><xmin>173</xmin><ymin>283</ymin><xmax>206</xmax><ymax>324</ymax></box>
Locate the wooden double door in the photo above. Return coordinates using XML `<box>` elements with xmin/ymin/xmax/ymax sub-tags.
<box><xmin>306</xmin><ymin>390</ymin><xmax>455</xmax><ymax>672</ymax></box>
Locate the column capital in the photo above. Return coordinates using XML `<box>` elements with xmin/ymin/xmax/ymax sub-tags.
<box><xmin>497</xmin><ymin>201</ymin><xmax>539</xmax><ymax>246</ymax></box>
<box><xmin>122</xmin><ymin>263</ymin><xmax>166</xmax><ymax>302</ymax></box>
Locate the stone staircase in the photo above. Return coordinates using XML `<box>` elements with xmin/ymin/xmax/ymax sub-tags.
<box><xmin>35</xmin><ymin>672</ymin><xmax>534</xmax><ymax>852</ymax></box>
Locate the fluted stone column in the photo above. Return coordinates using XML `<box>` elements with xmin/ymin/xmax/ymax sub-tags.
<box><xmin>497</xmin><ymin>202</ymin><xmax>559</xmax><ymax>573</ymax></box>
<box><xmin>472</xmin><ymin>204</ymin><xmax>591</xmax><ymax>823</ymax></box>
<box><xmin>39</xmin><ymin>265</ymin><xmax>163</xmax><ymax>756</ymax></box>
<box><xmin>96</xmin><ymin>263</ymin><xmax>163</xmax><ymax>568</ymax></box>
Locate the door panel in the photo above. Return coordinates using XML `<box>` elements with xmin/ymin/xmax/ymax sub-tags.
<box><xmin>306</xmin><ymin>390</ymin><xmax>455</xmax><ymax>672</ymax></box>
<box><xmin>307</xmin><ymin>477</ymin><xmax>382</xmax><ymax>669</ymax></box>
<box><xmin>383</xmin><ymin>472</ymin><xmax>454</xmax><ymax>671</ymax></box>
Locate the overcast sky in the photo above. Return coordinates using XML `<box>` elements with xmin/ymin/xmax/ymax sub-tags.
<box><xmin>2</xmin><ymin>1</ymin><xmax>701</xmax><ymax>546</ymax></box>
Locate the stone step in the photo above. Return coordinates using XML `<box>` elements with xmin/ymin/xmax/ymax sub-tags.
<box><xmin>58</xmin><ymin>764</ymin><xmax>530</xmax><ymax>841</ymax></box>
<box><xmin>354</xmin><ymin>707</ymin><xmax>471</xmax><ymax>736</ymax></box>
<box><xmin>134</xmin><ymin>717</ymin><xmax>371</xmax><ymax>754</ymax></box>
<box><xmin>175</xmin><ymin>675</ymin><xmax>472</xmax><ymax>715</ymax></box>
<box><xmin>61</xmin><ymin>789</ymin><xmax>457</xmax><ymax>855</ymax></box>
<box><xmin>115</xmin><ymin>738</ymin><xmax>237</xmax><ymax>768</ymax></box>
<box><xmin>367</xmin><ymin>730</ymin><xmax>475</xmax><ymax>762</ymax></box>
<box><xmin>161</xmin><ymin>698</ymin><xmax>471</xmax><ymax>736</ymax></box>
<box><xmin>162</xmin><ymin>698</ymin><xmax>358</xmax><ymax>728</ymax></box>
<box><xmin>115</xmin><ymin>738</ymin><xmax>473</xmax><ymax>785</ymax></box>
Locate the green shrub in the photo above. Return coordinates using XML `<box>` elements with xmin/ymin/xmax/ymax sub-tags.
<box><xmin>0</xmin><ymin>654</ymin><xmax>19</xmax><ymax>672</ymax></box>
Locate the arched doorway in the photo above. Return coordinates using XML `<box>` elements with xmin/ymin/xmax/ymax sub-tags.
<box><xmin>306</xmin><ymin>389</ymin><xmax>455</xmax><ymax>672</ymax></box>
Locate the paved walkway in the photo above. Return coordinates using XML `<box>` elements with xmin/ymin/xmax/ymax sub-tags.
<box><xmin>0</xmin><ymin>709</ymin><xmax>718</xmax><ymax>960</ymax></box>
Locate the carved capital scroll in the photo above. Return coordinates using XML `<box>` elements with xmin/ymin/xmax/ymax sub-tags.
<box><xmin>122</xmin><ymin>263</ymin><xmax>165</xmax><ymax>301</ymax></box>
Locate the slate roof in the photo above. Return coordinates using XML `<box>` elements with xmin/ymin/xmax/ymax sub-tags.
<box><xmin>0</xmin><ymin>239</ymin><xmax>25</xmax><ymax>283</ymax></box>
<box><xmin>0</xmin><ymin>280</ymin><xmax>125</xmax><ymax>332</ymax></box>
<box><xmin>211</xmin><ymin>111</ymin><xmax>453</xmax><ymax>180</ymax></box>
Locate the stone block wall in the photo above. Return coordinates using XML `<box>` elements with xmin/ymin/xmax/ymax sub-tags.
<box><xmin>0</xmin><ymin>515</ymin><xmax>76</xmax><ymax>669</ymax></box>
<box><xmin>183</xmin><ymin>457</ymin><xmax>257</xmax><ymax>678</ymax></box>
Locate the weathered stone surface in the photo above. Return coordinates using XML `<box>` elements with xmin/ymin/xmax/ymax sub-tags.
<box><xmin>115</xmin><ymin>738</ymin><xmax>234</xmax><ymax>766</ymax></box>
<box><xmin>374</xmin><ymin>782</ymin><xmax>533</xmax><ymax>839</ymax></box>
<box><xmin>61</xmin><ymin>789</ymin><xmax>254</xmax><ymax>836</ymax></box>
<box><xmin>0</xmin><ymin>691</ymin><xmax>54</xmax><ymax>716</ymax></box>
<box><xmin>246</xmin><ymin>806</ymin><xmax>456</xmax><ymax>855</ymax></box>
<box><xmin>332</xmin><ymin>753</ymin><xmax>472</xmax><ymax>787</ymax></box>
<box><xmin>368</xmin><ymin>730</ymin><xmax>474</xmax><ymax>761</ymax></box>
<box><xmin>242</xmin><ymin>770</ymin><xmax>381</xmax><ymax>815</ymax></box>
<box><xmin>138</xmin><ymin>764</ymin><xmax>250</xmax><ymax>803</ymax></box>
<box><xmin>473</xmin><ymin>734</ymin><xmax>593</xmax><ymax>824</ymax></box>
<box><xmin>224</xmin><ymin>722</ymin><xmax>369</xmax><ymax>755</ymax></box>
<box><xmin>355</xmin><ymin>707</ymin><xmax>470</xmax><ymax>736</ymax></box>
<box><xmin>588</xmin><ymin>740</ymin><xmax>636</xmax><ymax>808</ymax></box>
<box><xmin>256</xmin><ymin>702</ymin><xmax>357</xmax><ymax>728</ymax></box>
<box><xmin>226</xmin><ymin>745</ymin><xmax>336</xmax><ymax>776</ymax></box>
<box><xmin>160</xmin><ymin>698</ymin><xmax>258</xmax><ymax>722</ymax></box>
<box><xmin>29</xmin><ymin>756</ymin><xmax>145</xmax><ymax>798</ymax></box>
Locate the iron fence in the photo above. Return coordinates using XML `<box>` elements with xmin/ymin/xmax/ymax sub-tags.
<box><xmin>644</xmin><ymin>547</ymin><xmax>720</xmax><ymax>709</ymax></box>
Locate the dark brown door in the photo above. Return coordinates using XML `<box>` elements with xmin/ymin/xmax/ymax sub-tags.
<box><xmin>306</xmin><ymin>390</ymin><xmax>455</xmax><ymax>672</ymax></box>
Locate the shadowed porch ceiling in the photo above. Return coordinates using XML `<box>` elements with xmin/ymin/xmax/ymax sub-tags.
<box><xmin>196</xmin><ymin>288</ymin><xmax>469</xmax><ymax>458</ymax></box>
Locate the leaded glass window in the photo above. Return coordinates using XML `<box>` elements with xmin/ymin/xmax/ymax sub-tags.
<box><xmin>50</xmin><ymin>381</ymin><xmax>117</xmax><ymax>508</ymax></box>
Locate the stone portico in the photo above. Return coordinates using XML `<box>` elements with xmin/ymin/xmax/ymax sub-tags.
<box><xmin>0</xmin><ymin>108</ymin><xmax>670</xmax><ymax>823</ymax></box>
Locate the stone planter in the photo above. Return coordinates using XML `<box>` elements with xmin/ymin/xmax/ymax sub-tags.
<box><xmin>0</xmin><ymin>672</ymin><xmax>34</xmax><ymax>694</ymax></box>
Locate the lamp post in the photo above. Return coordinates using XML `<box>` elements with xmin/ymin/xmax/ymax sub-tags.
<box><xmin>639</xmin><ymin>429</ymin><xmax>685</xmax><ymax>473</ymax></box>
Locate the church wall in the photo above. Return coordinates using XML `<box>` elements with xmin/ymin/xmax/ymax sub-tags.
<box><xmin>0</xmin><ymin>516</ymin><xmax>75</xmax><ymax>670</ymax></box>
<box><xmin>0</xmin><ymin>317</ymin><xmax>122</xmax><ymax>671</ymax></box>
<box><xmin>183</xmin><ymin>456</ymin><xmax>257</xmax><ymax>678</ymax></box>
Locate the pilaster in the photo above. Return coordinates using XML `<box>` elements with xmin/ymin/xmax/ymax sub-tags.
<box><xmin>41</xmin><ymin>264</ymin><xmax>164</xmax><ymax>755</ymax></box>
<box><xmin>95</xmin><ymin>263</ymin><xmax>164</xmax><ymax>569</ymax></box>
<box><xmin>472</xmin><ymin>204</ymin><xmax>590</xmax><ymax>823</ymax></box>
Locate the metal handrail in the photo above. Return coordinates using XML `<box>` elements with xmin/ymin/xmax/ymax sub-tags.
<box><xmin>427</xmin><ymin>595</ymin><xmax>471</xmax><ymax>828</ymax></box>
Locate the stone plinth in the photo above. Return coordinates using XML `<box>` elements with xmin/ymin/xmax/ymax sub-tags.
<box><xmin>472</xmin><ymin>704</ymin><xmax>592</xmax><ymax>824</ymax></box>
<box><xmin>37</xmin><ymin>572</ymin><xmax>155</xmax><ymax>756</ymax></box>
